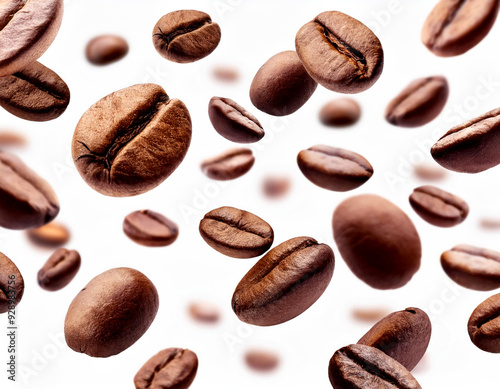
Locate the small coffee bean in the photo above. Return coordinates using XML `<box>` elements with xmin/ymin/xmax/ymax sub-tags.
<box><xmin>0</xmin><ymin>130</ymin><xmax>26</xmax><ymax>148</ymax></box>
<box><xmin>232</xmin><ymin>236</ymin><xmax>334</xmax><ymax>326</ymax></box>
<box><xmin>480</xmin><ymin>217</ymin><xmax>500</xmax><ymax>230</ymax></box>
<box><xmin>27</xmin><ymin>221</ymin><xmax>70</xmax><ymax>248</ymax></box>
<box><xmin>201</xmin><ymin>148</ymin><xmax>254</xmax><ymax>181</ymax></box>
<box><xmin>86</xmin><ymin>35</ymin><xmax>129</xmax><ymax>65</ymax></box>
<box><xmin>199</xmin><ymin>206</ymin><xmax>273</xmax><ymax>258</ymax></box>
<box><xmin>0</xmin><ymin>252</ymin><xmax>24</xmax><ymax>314</ymax></box>
<box><xmin>414</xmin><ymin>163</ymin><xmax>447</xmax><ymax>181</ymax></box>
<box><xmin>123</xmin><ymin>210</ymin><xmax>179</xmax><ymax>247</ymax></box>
<box><xmin>244</xmin><ymin>349</ymin><xmax>280</xmax><ymax>372</ymax></box>
<box><xmin>468</xmin><ymin>293</ymin><xmax>500</xmax><ymax>353</ymax></box>
<box><xmin>297</xmin><ymin>145</ymin><xmax>373</xmax><ymax>192</ymax></box>
<box><xmin>319</xmin><ymin>98</ymin><xmax>361</xmax><ymax>127</ymax></box>
<box><xmin>38</xmin><ymin>248</ymin><xmax>81</xmax><ymax>291</ymax></box>
<box><xmin>262</xmin><ymin>175</ymin><xmax>291</xmax><ymax>199</ymax></box>
<box><xmin>212</xmin><ymin>65</ymin><xmax>239</xmax><ymax>83</ymax></box>
<box><xmin>188</xmin><ymin>301</ymin><xmax>220</xmax><ymax>324</ymax></box>
<box><xmin>351</xmin><ymin>306</ymin><xmax>390</xmax><ymax>323</ymax></box>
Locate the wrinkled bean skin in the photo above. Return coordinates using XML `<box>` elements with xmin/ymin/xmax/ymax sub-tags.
<box><xmin>468</xmin><ymin>293</ymin><xmax>500</xmax><ymax>353</ymax></box>
<box><xmin>0</xmin><ymin>252</ymin><xmax>24</xmax><ymax>314</ymax></box>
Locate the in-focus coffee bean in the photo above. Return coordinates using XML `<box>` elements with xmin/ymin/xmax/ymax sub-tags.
<box><xmin>0</xmin><ymin>252</ymin><xmax>24</xmax><ymax>314</ymax></box>
<box><xmin>123</xmin><ymin>210</ymin><xmax>179</xmax><ymax>247</ymax></box>
<box><xmin>188</xmin><ymin>301</ymin><xmax>220</xmax><ymax>324</ymax></box>
<box><xmin>262</xmin><ymin>175</ymin><xmax>291</xmax><ymax>199</ymax></box>
<box><xmin>72</xmin><ymin>84</ymin><xmax>192</xmax><ymax>197</ymax></box>
<box><xmin>86</xmin><ymin>35</ymin><xmax>129</xmax><ymax>66</ymax></box>
<box><xmin>319</xmin><ymin>98</ymin><xmax>361</xmax><ymax>127</ymax></box>
<box><xmin>244</xmin><ymin>349</ymin><xmax>280</xmax><ymax>372</ymax></box>
<box><xmin>414</xmin><ymin>163</ymin><xmax>447</xmax><ymax>181</ymax></box>
<box><xmin>199</xmin><ymin>206</ymin><xmax>273</xmax><ymax>258</ymax></box>
<box><xmin>201</xmin><ymin>148</ymin><xmax>254</xmax><ymax>180</ymax></box>
<box><xmin>27</xmin><ymin>221</ymin><xmax>70</xmax><ymax>248</ymax></box>
<box><xmin>468</xmin><ymin>293</ymin><xmax>500</xmax><ymax>353</ymax></box>
<box><xmin>38</xmin><ymin>248</ymin><xmax>81</xmax><ymax>291</ymax></box>
<box><xmin>232</xmin><ymin>236</ymin><xmax>334</xmax><ymax>326</ymax></box>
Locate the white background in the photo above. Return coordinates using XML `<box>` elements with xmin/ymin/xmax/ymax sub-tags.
<box><xmin>2</xmin><ymin>0</ymin><xmax>500</xmax><ymax>387</ymax></box>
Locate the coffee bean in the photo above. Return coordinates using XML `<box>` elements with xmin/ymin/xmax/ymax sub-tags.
<box><xmin>212</xmin><ymin>65</ymin><xmax>239</xmax><ymax>83</ymax></box>
<box><xmin>72</xmin><ymin>84</ymin><xmax>192</xmax><ymax>197</ymax></box>
<box><xmin>0</xmin><ymin>130</ymin><xmax>26</xmax><ymax>148</ymax></box>
<box><xmin>297</xmin><ymin>145</ymin><xmax>373</xmax><ymax>192</ymax></box>
<box><xmin>188</xmin><ymin>301</ymin><xmax>220</xmax><ymax>324</ymax></box>
<box><xmin>199</xmin><ymin>206</ymin><xmax>273</xmax><ymax>258</ymax></box>
<box><xmin>414</xmin><ymin>163</ymin><xmax>447</xmax><ymax>181</ymax></box>
<box><xmin>244</xmin><ymin>349</ymin><xmax>280</xmax><ymax>372</ymax></box>
<box><xmin>358</xmin><ymin>307</ymin><xmax>431</xmax><ymax>371</ymax></box>
<box><xmin>27</xmin><ymin>221</ymin><xmax>70</xmax><ymax>248</ymax></box>
<box><xmin>0</xmin><ymin>252</ymin><xmax>24</xmax><ymax>314</ymax></box>
<box><xmin>86</xmin><ymin>35</ymin><xmax>129</xmax><ymax>66</ymax></box>
<box><xmin>64</xmin><ymin>267</ymin><xmax>159</xmax><ymax>357</ymax></box>
<box><xmin>319</xmin><ymin>98</ymin><xmax>361</xmax><ymax>127</ymax></box>
<box><xmin>333</xmin><ymin>194</ymin><xmax>421</xmax><ymax>289</ymax></box>
<box><xmin>232</xmin><ymin>236</ymin><xmax>334</xmax><ymax>326</ymax></box>
<box><xmin>134</xmin><ymin>348</ymin><xmax>198</xmax><ymax>389</ymax></box>
<box><xmin>201</xmin><ymin>148</ymin><xmax>254</xmax><ymax>181</ymax></box>
<box><xmin>351</xmin><ymin>306</ymin><xmax>390</xmax><ymax>323</ymax></box>
<box><xmin>385</xmin><ymin>76</ymin><xmax>449</xmax><ymax>128</ymax></box>
<box><xmin>328</xmin><ymin>344</ymin><xmax>422</xmax><ymax>389</ymax></box>
<box><xmin>262</xmin><ymin>175</ymin><xmax>291</xmax><ymax>199</ymax></box>
<box><xmin>153</xmin><ymin>10</ymin><xmax>221</xmax><ymax>63</ymax></box>
<box><xmin>208</xmin><ymin>97</ymin><xmax>264</xmax><ymax>143</ymax></box>
<box><xmin>422</xmin><ymin>0</ymin><xmax>500</xmax><ymax>57</ymax></box>
<box><xmin>431</xmin><ymin>107</ymin><xmax>500</xmax><ymax>173</ymax></box>
<box><xmin>409</xmin><ymin>185</ymin><xmax>469</xmax><ymax>227</ymax></box>
<box><xmin>468</xmin><ymin>293</ymin><xmax>500</xmax><ymax>353</ymax></box>
<box><xmin>480</xmin><ymin>217</ymin><xmax>500</xmax><ymax>230</ymax></box>
<box><xmin>0</xmin><ymin>0</ymin><xmax>63</xmax><ymax>76</ymax></box>
<box><xmin>441</xmin><ymin>245</ymin><xmax>500</xmax><ymax>291</ymax></box>
<box><xmin>38</xmin><ymin>248</ymin><xmax>81</xmax><ymax>291</ymax></box>
<box><xmin>123</xmin><ymin>210</ymin><xmax>178</xmax><ymax>247</ymax></box>
<box><xmin>250</xmin><ymin>51</ymin><xmax>317</xmax><ymax>116</ymax></box>
<box><xmin>295</xmin><ymin>11</ymin><xmax>384</xmax><ymax>93</ymax></box>
<box><xmin>0</xmin><ymin>151</ymin><xmax>59</xmax><ymax>230</ymax></box>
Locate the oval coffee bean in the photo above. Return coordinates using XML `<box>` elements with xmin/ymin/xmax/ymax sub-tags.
<box><xmin>385</xmin><ymin>76</ymin><xmax>449</xmax><ymax>128</ymax></box>
<box><xmin>199</xmin><ymin>206</ymin><xmax>274</xmax><ymax>258</ymax></box>
<box><xmin>319</xmin><ymin>98</ymin><xmax>361</xmax><ymax>127</ymax></box>
<box><xmin>409</xmin><ymin>185</ymin><xmax>468</xmax><ymax>227</ymax></box>
<box><xmin>0</xmin><ymin>0</ymin><xmax>63</xmax><ymax>76</ymax></box>
<box><xmin>212</xmin><ymin>65</ymin><xmax>240</xmax><ymax>83</ymax></box>
<box><xmin>328</xmin><ymin>344</ymin><xmax>422</xmax><ymax>389</ymax></box>
<box><xmin>134</xmin><ymin>348</ymin><xmax>198</xmax><ymax>389</ymax></box>
<box><xmin>352</xmin><ymin>306</ymin><xmax>390</xmax><ymax>323</ymax></box>
<box><xmin>0</xmin><ymin>252</ymin><xmax>24</xmax><ymax>314</ymax></box>
<box><xmin>422</xmin><ymin>0</ymin><xmax>500</xmax><ymax>57</ymax></box>
<box><xmin>358</xmin><ymin>307</ymin><xmax>432</xmax><ymax>371</ymax></box>
<box><xmin>232</xmin><ymin>236</ymin><xmax>334</xmax><ymax>326</ymax></box>
<box><xmin>262</xmin><ymin>174</ymin><xmax>291</xmax><ymax>199</ymax></box>
<box><xmin>244</xmin><ymin>349</ymin><xmax>280</xmax><ymax>372</ymax></box>
<box><xmin>295</xmin><ymin>11</ymin><xmax>384</xmax><ymax>93</ymax></box>
<box><xmin>250</xmin><ymin>51</ymin><xmax>317</xmax><ymax>116</ymax></box>
<box><xmin>86</xmin><ymin>35</ymin><xmax>129</xmax><ymax>65</ymax></box>
<box><xmin>0</xmin><ymin>151</ymin><xmax>59</xmax><ymax>230</ymax></box>
<box><xmin>468</xmin><ymin>293</ymin><xmax>500</xmax><ymax>353</ymax></box>
<box><xmin>333</xmin><ymin>194</ymin><xmax>421</xmax><ymax>289</ymax></box>
<box><xmin>0</xmin><ymin>130</ymin><xmax>26</xmax><ymax>148</ymax></box>
<box><xmin>0</xmin><ymin>61</ymin><xmax>70</xmax><ymax>121</ymax></box>
<box><xmin>188</xmin><ymin>301</ymin><xmax>220</xmax><ymax>324</ymax></box>
<box><xmin>27</xmin><ymin>221</ymin><xmax>70</xmax><ymax>248</ymax></box>
<box><xmin>123</xmin><ymin>210</ymin><xmax>179</xmax><ymax>247</ymax></box>
<box><xmin>297</xmin><ymin>145</ymin><xmax>373</xmax><ymax>192</ymax></box>
<box><xmin>153</xmin><ymin>10</ymin><xmax>221</xmax><ymax>63</ymax></box>
<box><xmin>201</xmin><ymin>148</ymin><xmax>254</xmax><ymax>181</ymax></box>
<box><xmin>208</xmin><ymin>97</ymin><xmax>264</xmax><ymax>143</ymax></box>
<box><xmin>72</xmin><ymin>84</ymin><xmax>192</xmax><ymax>197</ymax></box>
<box><xmin>37</xmin><ymin>248</ymin><xmax>81</xmax><ymax>291</ymax></box>
<box><xmin>414</xmin><ymin>163</ymin><xmax>447</xmax><ymax>181</ymax></box>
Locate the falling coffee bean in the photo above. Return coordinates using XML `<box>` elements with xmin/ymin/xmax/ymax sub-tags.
<box><xmin>0</xmin><ymin>130</ymin><xmax>27</xmax><ymax>148</ymax></box>
<box><xmin>244</xmin><ymin>349</ymin><xmax>280</xmax><ymax>372</ymax></box>
<box><xmin>212</xmin><ymin>65</ymin><xmax>240</xmax><ymax>83</ymax></box>
<box><xmin>27</xmin><ymin>221</ymin><xmax>70</xmax><ymax>248</ymax></box>
<box><xmin>0</xmin><ymin>252</ymin><xmax>24</xmax><ymax>314</ymax></box>
<box><xmin>468</xmin><ymin>293</ymin><xmax>500</xmax><ymax>353</ymax></box>
<box><xmin>351</xmin><ymin>306</ymin><xmax>390</xmax><ymax>323</ymax></box>
<box><xmin>414</xmin><ymin>163</ymin><xmax>447</xmax><ymax>181</ymax></box>
<box><xmin>201</xmin><ymin>148</ymin><xmax>254</xmax><ymax>180</ymax></box>
<box><xmin>86</xmin><ymin>35</ymin><xmax>129</xmax><ymax>65</ymax></box>
<box><xmin>188</xmin><ymin>301</ymin><xmax>220</xmax><ymax>324</ymax></box>
<box><xmin>123</xmin><ymin>210</ymin><xmax>179</xmax><ymax>247</ymax></box>
<box><xmin>38</xmin><ymin>248</ymin><xmax>81</xmax><ymax>291</ymax></box>
<box><xmin>319</xmin><ymin>98</ymin><xmax>361</xmax><ymax>127</ymax></box>
<box><xmin>262</xmin><ymin>175</ymin><xmax>291</xmax><ymax>199</ymax></box>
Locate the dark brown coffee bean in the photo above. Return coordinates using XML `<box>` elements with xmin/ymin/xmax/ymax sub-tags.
<box><xmin>422</xmin><ymin>0</ymin><xmax>500</xmax><ymax>57</ymax></box>
<box><xmin>64</xmin><ymin>267</ymin><xmax>159</xmax><ymax>357</ymax></box>
<box><xmin>0</xmin><ymin>0</ymin><xmax>63</xmax><ymax>76</ymax></box>
<box><xmin>153</xmin><ymin>10</ymin><xmax>221</xmax><ymax>63</ymax></box>
<box><xmin>27</xmin><ymin>221</ymin><xmax>70</xmax><ymax>248</ymax></box>
<box><xmin>329</xmin><ymin>344</ymin><xmax>422</xmax><ymax>389</ymax></box>
<box><xmin>431</xmin><ymin>107</ymin><xmax>500</xmax><ymax>173</ymax></box>
<box><xmin>409</xmin><ymin>185</ymin><xmax>469</xmax><ymax>227</ymax></box>
<box><xmin>199</xmin><ymin>206</ymin><xmax>273</xmax><ymax>258</ymax></box>
<box><xmin>232</xmin><ymin>236</ymin><xmax>334</xmax><ymax>326</ymax></box>
<box><xmin>358</xmin><ymin>307</ymin><xmax>432</xmax><ymax>371</ymax></box>
<box><xmin>250</xmin><ymin>51</ymin><xmax>317</xmax><ymax>116</ymax></box>
<box><xmin>0</xmin><ymin>130</ymin><xmax>26</xmax><ymax>148</ymax></box>
<box><xmin>0</xmin><ymin>252</ymin><xmax>24</xmax><ymax>314</ymax></box>
<box><xmin>441</xmin><ymin>245</ymin><xmax>500</xmax><ymax>291</ymax></box>
<box><xmin>212</xmin><ymin>65</ymin><xmax>239</xmax><ymax>83</ymax></box>
<box><xmin>134</xmin><ymin>348</ymin><xmax>198</xmax><ymax>389</ymax></box>
<box><xmin>37</xmin><ymin>248</ymin><xmax>81</xmax><ymax>291</ymax></box>
<box><xmin>72</xmin><ymin>84</ymin><xmax>192</xmax><ymax>197</ymax></box>
<box><xmin>208</xmin><ymin>97</ymin><xmax>264</xmax><ymax>143</ymax></box>
<box><xmin>188</xmin><ymin>301</ymin><xmax>220</xmax><ymax>324</ymax></box>
<box><xmin>123</xmin><ymin>210</ymin><xmax>179</xmax><ymax>247</ymax></box>
<box><xmin>352</xmin><ymin>307</ymin><xmax>390</xmax><ymax>323</ymax></box>
<box><xmin>468</xmin><ymin>293</ymin><xmax>500</xmax><ymax>353</ymax></box>
<box><xmin>333</xmin><ymin>194</ymin><xmax>421</xmax><ymax>289</ymax></box>
<box><xmin>319</xmin><ymin>98</ymin><xmax>361</xmax><ymax>127</ymax></box>
<box><xmin>244</xmin><ymin>349</ymin><xmax>280</xmax><ymax>372</ymax></box>
<box><xmin>296</xmin><ymin>11</ymin><xmax>384</xmax><ymax>93</ymax></box>
<box><xmin>297</xmin><ymin>145</ymin><xmax>373</xmax><ymax>192</ymax></box>
<box><xmin>0</xmin><ymin>151</ymin><xmax>59</xmax><ymax>230</ymax></box>
<box><xmin>262</xmin><ymin>175</ymin><xmax>291</xmax><ymax>199</ymax></box>
<box><xmin>86</xmin><ymin>35</ymin><xmax>129</xmax><ymax>66</ymax></box>
<box><xmin>385</xmin><ymin>76</ymin><xmax>449</xmax><ymax>128</ymax></box>
<box><xmin>201</xmin><ymin>148</ymin><xmax>254</xmax><ymax>181</ymax></box>
<box><xmin>414</xmin><ymin>163</ymin><xmax>447</xmax><ymax>181</ymax></box>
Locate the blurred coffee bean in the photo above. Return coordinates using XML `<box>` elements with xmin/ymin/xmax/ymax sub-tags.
<box><xmin>188</xmin><ymin>301</ymin><xmax>220</xmax><ymax>324</ymax></box>
<box><xmin>480</xmin><ymin>217</ymin><xmax>500</xmax><ymax>230</ymax></box>
<box><xmin>86</xmin><ymin>35</ymin><xmax>129</xmax><ymax>65</ymax></box>
<box><xmin>27</xmin><ymin>221</ymin><xmax>70</xmax><ymax>248</ymax></box>
<box><xmin>351</xmin><ymin>306</ymin><xmax>390</xmax><ymax>323</ymax></box>
<box><xmin>262</xmin><ymin>175</ymin><xmax>291</xmax><ymax>199</ymax></box>
<box><xmin>38</xmin><ymin>248</ymin><xmax>81</xmax><ymax>291</ymax></box>
<box><xmin>212</xmin><ymin>65</ymin><xmax>240</xmax><ymax>83</ymax></box>
<box><xmin>245</xmin><ymin>349</ymin><xmax>280</xmax><ymax>372</ymax></box>
<box><xmin>414</xmin><ymin>163</ymin><xmax>447</xmax><ymax>181</ymax></box>
<box><xmin>319</xmin><ymin>98</ymin><xmax>361</xmax><ymax>127</ymax></box>
<box><xmin>201</xmin><ymin>148</ymin><xmax>254</xmax><ymax>180</ymax></box>
<box><xmin>0</xmin><ymin>131</ymin><xmax>27</xmax><ymax>148</ymax></box>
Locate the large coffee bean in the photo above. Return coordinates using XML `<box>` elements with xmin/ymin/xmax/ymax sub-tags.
<box><xmin>123</xmin><ymin>210</ymin><xmax>179</xmax><ymax>247</ymax></box>
<box><xmin>201</xmin><ymin>148</ymin><xmax>254</xmax><ymax>180</ymax></box>
<box><xmin>468</xmin><ymin>293</ymin><xmax>500</xmax><ymax>353</ymax></box>
<box><xmin>37</xmin><ymin>248</ymin><xmax>81</xmax><ymax>291</ymax></box>
<box><xmin>86</xmin><ymin>35</ymin><xmax>129</xmax><ymax>65</ymax></box>
<box><xmin>0</xmin><ymin>252</ymin><xmax>24</xmax><ymax>314</ymax></box>
<box><xmin>319</xmin><ymin>98</ymin><xmax>361</xmax><ymax>127</ymax></box>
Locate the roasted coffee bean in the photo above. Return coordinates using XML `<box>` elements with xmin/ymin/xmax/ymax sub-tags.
<box><xmin>188</xmin><ymin>301</ymin><xmax>220</xmax><ymax>324</ymax></box>
<box><xmin>328</xmin><ymin>344</ymin><xmax>422</xmax><ymax>389</ymax></box>
<box><xmin>480</xmin><ymin>217</ymin><xmax>500</xmax><ymax>230</ymax></box>
<box><xmin>201</xmin><ymin>148</ymin><xmax>254</xmax><ymax>181</ymax></box>
<box><xmin>153</xmin><ymin>10</ymin><xmax>221</xmax><ymax>63</ymax></box>
<box><xmin>431</xmin><ymin>107</ymin><xmax>500</xmax><ymax>173</ymax></box>
<box><xmin>134</xmin><ymin>348</ymin><xmax>198</xmax><ymax>389</ymax></box>
<box><xmin>352</xmin><ymin>307</ymin><xmax>390</xmax><ymax>323</ymax></box>
<box><xmin>199</xmin><ymin>206</ymin><xmax>273</xmax><ymax>258</ymax></box>
<box><xmin>385</xmin><ymin>76</ymin><xmax>449</xmax><ymax>127</ymax></box>
<box><xmin>123</xmin><ymin>210</ymin><xmax>179</xmax><ymax>247</ymax></box>
<box><xmin>0</xmin><ymin>0</ymin><xmax>63</xmax><ymax>76</ymax></box>
<box><xmin>86</xmin><ymin>35</ymin><xmax>129</xmax><ymax>65</ymax></box>
<box><xmin>319</xmin><ymin>98</ymin><xmax>361</xmax><ymax>127</ymax></box>
<box><xmin>409</xmin><ymin>185</ymin><xmax>469</xmax><ymax>227</ymax></box>
<box><xmin>250</xmin><ymin>51</ymin><xmax>317</xmax><ymax>116</ymax></box>
<box><xmin>358</xmin><ymin>307</ymin><xmax>432</xmax><ymax>371</ymax></box>
<box><xmin>72</xmin><ymin>84</ymin><xmax>192</xmax><ymax>197</ymax></box>
<box><xmin>0</xmin><ymin>130</ymin><xmax>26</xmax><ymax>148</ymax></box>
<box><xmin>212</xmin><ymin>65</ymin><xmax>239</xmax><ymax>83</ymax></box>
<box><xmin>414</xmin><ymin>163</ymin><xmax>447</xmax><ymax>181</ymax></box>
<box><xmin>244</xmin><ymin>349</ymin><xmax>280</xmax><ymax>372</ymax></box>
<box><xmin>297</xmin><ymin>145</ymin><xmax>373</xmax><ymax>192</ymax></box>
<box><xmin>468</xmin><ymin>293</ymin><xmax>500</xmax><ymax>353</ymax></box>
<box><xmin>232</xmin><ymin>236</ymin><xmax>334</xmax><ymax>326</ymax></box>
<box><xmin>262</xmin><ymin>175</ymin><xmax>291</xmax><ymax>199</ymax></box>
<box><xmin>0</xmin><ymin>252</ymin><xmax>24</xmax><ymax>314</ymax></box>
<box><xmin>441</xmin><ymin>245</ymin><xmax>500</xmax><ymax>291</ymax></box>
<box><xmin>64</xmin><ymin>267</ymin><xmax>159</xmax><ymax>357</ymax></box>
<box><xmin>296</xmin><ymin>11</ymin><xmax>384</xmax><ymax>93</ymax></box>
<box><xmin>422</xmin><ymin>0</ymin><xmax>500</xmax><ymax>57</ymax></box>
<box><xmin>37</xmin><ymin>248</ymin><xmax>81</xmax><ymax>291</ymax></box>
<box><xmin>27</xmin><ymin>221</ymin><xmax>70</xmax><ymax>248</ymax></box>
<box><xmin>208</xmin><ymin>97</ymin><xmax>264</xmax><ymax>143</ymax></box>
<box><xmin>333</xmin><ymin>194</ymin><xmax>421</xmax><ymax>289</ymax></box>
<box><xmin>0</xmin><ymin>151</ymin><xmax>59</xmax><ymax>230</ymax></box>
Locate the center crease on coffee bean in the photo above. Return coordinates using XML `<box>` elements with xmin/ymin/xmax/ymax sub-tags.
<box><xmin>153</xmin><ymin>19</ymin><xmax>211</xmax><ymax>48</ymax></box>
<box><xmin>475</xmin><ymin>312</ymin><xmax>500</xmax><ymax>329</ymax></box>
<box><xmin>429</xmin><ymin>0</ymin><xmax>467</xmax><ymax>44</ymax></box>
<box><xmin>11</xmin><ymin>71</ymin><xmax>66</xmax><ymax>100</ymax></box>
<box><xmin>342</xmin><ymin>348</ymin><xmax>400</xmax><ymax>386</ymax></box>
<box><xmin>441</xmin><ymin>111</ymin><xmax>499</xmax><ymax>141</ymax></box>
<box><xmin>147</xmin><ymin>350</ymin><xmax>183</xmax><ymax>385</ymax></box>
<box><xmin>205</xmin><ymin>215</ymin><xmax>270</xmax><ymax>238</ymax></box>
<box><xmin>0</xmin><ymin>1</ymin><xmax>28</xmax><ymax>31</ymax></box>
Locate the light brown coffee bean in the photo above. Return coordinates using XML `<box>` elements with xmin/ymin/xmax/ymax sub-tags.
<box><xmin>212</xmin><ymin>65</ymin><xmax>239</xmax><ymax>83</ymax></box>
<box><xmin>480</xmin><ymin>217</ymin><xmax>500</xmax><ymax>230</ymax></box>
<box><xmin>123</xmin><ymin>210</ymin><xmax>179</xmax><ymax>247</ymax></box>
<box><xmin>351</xmin><ymin>307</ymin><xmax>390</xmax><ymax>323</ymax></box>
<box><xmin>414</xmin><ymin>163</ymin><xmax>447</xmax><ymax>181</ymax></box>
<box><xmin>86</xmin><ymin>35</ymin><xmax>129</xmax><ymax>65</ymax></box>
<box><xmin>201</xmin><ymin>148</ymin><xmax>254</xmax><ymax>181</ymax></box>
<box><xmin>38</xmin><ymin>248</ymin><xmax>81</xmax><ymax>291</ymax></box>
<box><xmin>244</xmin><ymin>349</ymin><xmax>280</xmax><ymax>372</ymax></box>
<box><xmin>262</xmin><ymin>175</ymin><xmax>291</xmax><ymax>199</ymax></box>
<box><xmin>0</xmin><ymin>130</ymin><xmax>26</xmax><ymax>148</ymax></box>
<box><xmin>27</xmin><ymin>221</ymin><xmax>70</xmax><ymax>248</ymax></box>
<box><xmin>468</xmin><ymin>293</ymin><xmax>500</xmax><ymax>353</ymax></box>
<box><xmin>0</xmin><ymin>252</ymin><xmax>24</xmax><ymax>314</ymax></box>
<box><xmin>319</xmin><ymin>98</ymin><xmax>361</xmax><ymax>127</ymax></box>
<box><xmin>188</xmin><ymin>301</ymin><xmax>220</xmax><ymax>324</ymax></box>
